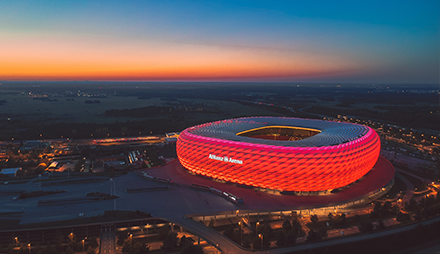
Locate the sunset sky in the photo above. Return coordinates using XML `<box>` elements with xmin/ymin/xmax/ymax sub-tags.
<box><xmin>0</xmin><ymin>0</ymin><xmax>438</xmax><ymax>83</ymax></box>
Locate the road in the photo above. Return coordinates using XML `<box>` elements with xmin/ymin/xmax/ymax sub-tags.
<box><xmin>396</xmin><ymin>172</ymin><xmax>415</xmax><ymax>203</ymax></box>
<box><xmin>170</xmin><ymin>216</ymin><xmax>246</xmax><ymax>254</ymax></box>
<box><xmin>396</xmin><ymin>168</ymin><xmax>433</xmax><ymax>184</ymax></box>
<box><xmin>413</xmin><ymin>244</ymin><xmax>440</xmax><ymax>254</ymax></box>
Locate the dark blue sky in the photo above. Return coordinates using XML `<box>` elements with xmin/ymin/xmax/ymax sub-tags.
<box><xmin>1</xmin><ymin>0</ymin><xmax>438</xmax><ymax>83</ymax></box>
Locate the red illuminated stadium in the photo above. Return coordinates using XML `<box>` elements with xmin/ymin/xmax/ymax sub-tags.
<box><xmin>176</xmin><ymin>117</ymin><xmax>381</xmax><ymax>192</ymax></box>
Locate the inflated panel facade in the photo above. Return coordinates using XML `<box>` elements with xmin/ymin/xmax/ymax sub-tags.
<box><xmin>177</xmin><ymin>118</ymin><xmax>381</xmax><ymax>192</ymax></box>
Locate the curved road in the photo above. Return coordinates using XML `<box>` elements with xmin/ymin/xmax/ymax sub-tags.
<box><xmin>396</xmin><ymin>172</ymin><xmax>415</xmax><ymax>203</ymax></box>
<box><xmin>170</xmin><ymin>216</ymin><xmax>246</xmax><ymax>254</ymax></box>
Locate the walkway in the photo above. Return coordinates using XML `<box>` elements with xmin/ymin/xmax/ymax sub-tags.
<box><xmin>396</xmin><ymin>172</ymin><xmax>415</xmax><ymax>203</ymax></box>
<box><xmin>396</xmin><ymin>168</ymin><xmax>433</xmax><ymax>184</ymax></box>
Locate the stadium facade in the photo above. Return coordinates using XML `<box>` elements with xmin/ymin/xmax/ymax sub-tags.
<box><xmin>176</xmin><ymin>117</ymin><xmax>381</xmax><ymax>192</ymax></box>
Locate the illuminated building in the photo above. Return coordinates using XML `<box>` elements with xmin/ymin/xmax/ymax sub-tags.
<box><xmin>177</xmin><ymin>117</ymin><xmax>381</xmax><ymax>192</ymax></box>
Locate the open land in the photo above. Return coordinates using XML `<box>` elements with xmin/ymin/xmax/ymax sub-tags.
<box><xmin>0</xmin><ymin>82</ymin><xmax>438</xmax><ymax>141</ymax></box>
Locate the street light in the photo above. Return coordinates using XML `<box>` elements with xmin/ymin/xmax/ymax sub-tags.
<box><xmin>82</xmin><ymin>239</ymin><xmax>85</xmax><ymax>252</ymax></box>
<box><xmin>28</xmin><ymin>243</ymin><xmax>31</xmax><ymax>254</ymax></box>
<box><xmin>15</xmin><ymin>237</ymin><xmax>18</xmax><ymax>247</ymax></box>
<box><xmin>69</xmin><ymin>233</ymin><xmax>74</xmax><ymax>249</ymax></box>
<box><xmin>256</xmin><ymin>222</ymin><xmax>260</xmax><ymax>236</ymax></box>
<box><xmin>238</xmin><ymin>221</ymin><xmax>242</xmax><ymax>245</ymax></box>
<box><xmin>146</xmin><ymin>223</ymin><xmax>149</xmax><ymax>243</ymax></box>
<box><xmin>258</xmin><ymin>234</ymin><xmax>263</xmax><ymax>250</ymax></box>
<box><xmin>129</xmin><ymin>233</ymin><xmax>133</xmax><ymax>254</ymax></box>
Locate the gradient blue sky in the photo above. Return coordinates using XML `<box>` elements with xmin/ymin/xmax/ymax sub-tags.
<box><xmin>0</xmin><ymin>0</ymin><xmax>439</xmax><ymax>83</ymax></box>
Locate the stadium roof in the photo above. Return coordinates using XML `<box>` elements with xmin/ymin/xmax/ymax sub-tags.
<box><xmin>186</xmin><ymin>117</ymin><xmax>370</xmax><ymax>147</ymax></box>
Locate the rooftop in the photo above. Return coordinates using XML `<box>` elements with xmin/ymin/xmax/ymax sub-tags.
<box><xmin>185</xmin><ymin>117</ymin><xmax>370</xmax><ymax>148</ymax></box>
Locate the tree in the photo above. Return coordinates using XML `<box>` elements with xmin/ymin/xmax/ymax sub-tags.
<box><xmin>208</xmin><ymin>218</ymin><xmax>215</xmax><ymax>228</ymax></box>
<box><xmin>117</xmin><ymin>231</ymin><xmax>128</xmax><ymax>246</ymax></box>
<box><xmin>233</xmin><ymin>227</ymin><xmax>243</xmax><ymax>244</ymax></box>
<box><xmin>306</xmin><ymin>229</ymin><xmax>327</xmax><ymax>242</ymax></box>
<box><xmin>334</xmin><ymin>213</ymin><xmax>346</xmax><ymax>227</ymax></box>
<box><xmin>306</xmin><ymin>230</ymin><xmax>320</xmax><ymax>242</ymax></box>
<box><xmin>391</xmin><ymin>204</ymin><xmax>400</xmax><ymax>214</ymax></box>
<box><xmin>405</xmin><ymin>198</ymin><xmax>418</xmax><ymax>212</ymax></box>
<box><xmin>132</xmin><ymin>240</ymin><xmax>149</xmax><ymax>254</ymax></box>
<box><xmin>282</xmin><ymin>219</ymin><xmax>292</xmax><ymax>231</ymax></box>
<box><xmin>291</xmin><ymin>218</ymin><xmax>302</xmax><ymax>233</ymax></box>
<box><xmin>86</xmin><ymin>246</ymin><xmax>95</xmax><ymax>254</ymax></box>
<box><xmin>37</xmin><ymin>246</ymin><xmax>58</xmax><ymax>254</ymax></box>
<box><xmin>242</xmin><ymin>236</ymin><xmax>252</xmax><ymax>249</ymax></box>
<box><xmin>371</xmin><ymin>202</ymin><xmax>382</xmax><ymax>218</ymax></box>
<box><xmin>276</xmin><ymin>231</ymin><xmax>286</xmax><ymax>246</ymax></box>
<box><xmin>285</xmin><ymin>229</ymin><xmax>297</xmax><ymax>245</ymax></box>
<box><xmin>396</xmin><ymin>212</ymin><xmax>411</xmax><ymax>222</ymax></box>
<box><xmin>158</xmin><ymin>225</ymin><xmax>171</xmax><ymax>240</ymax></box>
<box><xmin>376</xmin><ymin>220</ymin><xmax>386</xmax><ymax>230</ymax></box>
<box><xmin>181</xmin><ymin>244</ymin><xmax>204</xmax><ymax>254</ymax></box>
<box><xmin>88</xmin><ymin>237</ymin><xmax>98</xmax><ymax>249</ymax></box>
<box><xmin>358</xmin><ymin>221</ymin><xmax>374</xmax><ymax>233</ymax></box>
<box><xmin>162</xmin><ymin>232</ymin><xmax>178</xmax><ymax>251</ymax></box>
<box><xmin>252</xmin><ymin>236</ymin><xmax>261</xmax><ymax>250</ymax></box>
<box><xmin>64</xmin><ymin>247</ymin><xmax>74</xmax><ymax>254</ymax></box>
<box><xmin>310</xmin><ymin>215</ymin><xmax>319</xmax><ymax>225</ymax></box>
<box><xmin>122</xmin><ymin>238</ymin><xmax>131</xmax><ymax>253</ymax></box>
<box><xmin>179</xmin><ymin>235</ymin><xmax>187</xmax><ymax>249</ymax></box>
<box><xmin>179</xmin><ymin>235</ymin><xmax>194</xmax><ymax>249</ymax></box>
<box><xmin>261</xmin><ymin>223</ymin><xmax>273</xmax><ymax>242</ymax></box>
<box><xmin>381</xmin><ymin>201</ymin><xmax>393</xmax><ymax>215</ymax></box>
<box><xmin>223</xmin><ymin>226</ymin><xmax>235</xmax><ymax>241</ymax></box>
<box><xmin>327</xmin><ymin>213</ymin><xmax>334</xmax><ymax>225</ymax></box>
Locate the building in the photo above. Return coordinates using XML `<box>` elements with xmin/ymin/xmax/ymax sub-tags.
<box><xmin>0</xmin><ymin>167</ymin><xmax>21</xmax><ymax>177</ymax></box>
<box><xmin>177</xmin><ymin>117</ymin><xmax>381</xmax><ymax>193</ymax></box>
<box><xmin>19</xmin><ymin>141</ymin><xmax>50</xmax><ymax>153</ymax></box>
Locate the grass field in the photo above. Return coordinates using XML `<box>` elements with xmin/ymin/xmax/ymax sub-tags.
<box><xmin>0</xmin><ymin>89</ymin><xmax>284</xmax><ymax>140</ymax></box>
<box><xmin>1</xmin><ymin>91</ymin><xmax>281</xmax><ymax>124</ymax></box>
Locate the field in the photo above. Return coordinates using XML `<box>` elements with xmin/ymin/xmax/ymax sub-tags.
<box><xmin>0</xmin><ymin>85</ymin><xmax>284</xmax><ymax>140</ymax></box>
<box><xmin>1</xmin><ymin>92</ymin><xmax>280</xmax><ymax>124</ymax></box>
<box><xmin>0</xmin><ymin>82</ymin><xmax>438</xmax><ymax>141</ymax></box>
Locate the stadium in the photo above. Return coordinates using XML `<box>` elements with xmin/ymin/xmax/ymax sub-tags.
<box><xmin>176</xmin><ymin>117</ymin><xmax>382</xmax><ymax>193</ymax></box>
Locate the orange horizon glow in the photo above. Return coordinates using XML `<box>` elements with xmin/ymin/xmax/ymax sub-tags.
<box><xmin>0</xmin><ymin>34</ymin><xmax>359</xmax><ymax>81</ymax></box>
